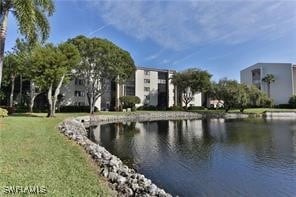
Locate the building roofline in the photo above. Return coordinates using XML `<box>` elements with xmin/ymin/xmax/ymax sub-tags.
<box><xmin>241</xmin><ymin>62</ymin><xmax>294</xmax><ymax>72</ymax></box>
<box><xmin>136</xmin><ymin>66</ymin><xmax>176</xmax><ymax>73</ymax></box>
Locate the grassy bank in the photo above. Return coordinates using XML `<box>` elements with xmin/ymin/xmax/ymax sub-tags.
<box><xmin>0</xmin><ymin>113</ymin><xmax>114</xmax><ymax>196</ymax></box>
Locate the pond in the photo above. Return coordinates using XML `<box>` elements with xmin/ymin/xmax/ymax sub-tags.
<box><xmin>88</xmin><ymin>119</ymin><xmax>296</xmax><ymax>197</ymax></box>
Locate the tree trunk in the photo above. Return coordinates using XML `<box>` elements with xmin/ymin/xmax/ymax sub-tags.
<box><xmin>29</xmin><ymin>95</ymin><xmax>36</xmax><ymax>113</ymax></box>
<box><xmin>267</xmin><ymin>83</ymin><xmax>270</xmax><ymax>98</ymax></box>
<box><xmin>184</xmin><ymin>101</ymin><xmax>189</xmax><ymax>111</ymax></box>
<box><xmin>18</xmin><ymin>74</ymin><xmax>23</xmax><ymax>104</ymax></box>
<box><xmin>51</xmin><ymin>75</ymin><xmax>65</xmax><ymax>117</ymax></box>
<box><xmin>89</xmin><ymin>93</ymin><xmax>94</xmax><ymax>114</ymax></box>
<box><xmin>47</xmin><ymin>83</ymin><xmax>53</xmax><ymax>117</ymax></box>
<box><xmin>0</xmin><ymin>10</ymin><xmax>9</xmax><ymax>88</ymax></box>
<box><xmin>28</xmin><ymin>81</ymin><xmax>36</xmax><ymax>113</ymax></box>
<box><xmin>9</xmin><ymin>76</ymin><xmax>15</xmax><ymax>107</ymax></box>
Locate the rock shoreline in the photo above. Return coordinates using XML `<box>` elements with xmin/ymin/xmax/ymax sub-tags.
<box><xmin>59</xmin><ymin>111</ymin><xmax>259</xmax><ymax>196</ymax></box>
<box><xmin>59</xmin><ymin>111</ymin><xmax>205</xmax><ymax>197</ymax></box>
<box><xmin>78</xmin><ymin>111</ymin><xmax>203</xmax><ymax>126</ymax></box>
<box><xmin>264</xmin><ymin>111</ymin><xmax>296</xmax><ymax>119</ymax></box>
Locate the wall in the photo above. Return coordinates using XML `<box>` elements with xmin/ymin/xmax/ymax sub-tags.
<box><xmin>61</xmin><ymin>79</ymin><xmax>88</xmax><ymax>106</ymax></box>
<box><xmin>168</xmin><ymin>71</ymin><xmax>175</xmax><ymax>107</ymax></box>
<box><xmin>240</xmin><ymin>63</ymin><xmax>293</xmax><ymax>104</ymax></box>
<box><xmin>135</xmin><ymin>69</ymin><xmax>159</xmax><ymax>107</ymax></box>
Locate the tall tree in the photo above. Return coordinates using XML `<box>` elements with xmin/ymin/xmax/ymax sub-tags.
<box><xmin>211</xmin><ymin>79</ymin><xmax>272</xmax><ymax>112</ymax></box>
<box><xmin>14</xmin><ymin>38</ymin><xmax>40</xmax><ymax>112</ymax></box>
<box><xmin>262</xmin><ymin>74</ymin><xmax>275</xmax><ymax>98</ymax></box>
<box><xmin>3</xmin><ymin>52</ymin><xmax>22</xmax><ymax>107</ymax></box>
<box><xmin>31</xmin><ymin>43</ymin><xmax>80</xmax><ymax>117</ymax></box>
<box><xmin>68</xmin><ymin>35</ymin><xmax>135</xmax><ymax>114</ymax></box>
<box><xmin>0</xmin><ymin>0</ymin><xmax>55</xmax><ymax>87</ymax></box>
<box><xmin>171</xmin><ymin>68</ymin><xmax>212</xmax><ymax>110</ymax></box>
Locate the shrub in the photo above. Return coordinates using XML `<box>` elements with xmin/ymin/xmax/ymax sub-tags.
<box><xmin>277</xmin><ymin>104</ymin><xmax>293</xmax><ymax>109</ymax></box>
<box><xmin>169</xmin><ymin>105</ymin><xmax>184</xmax><ymax>111</ymax></box>
<box><xmin>119</xmin><ymin>96</ymin><xmax>141</xmax><ymax>109</ymax></box>
<box><xmin>188</xmin><ymin>106</ymin><xmax>205</xmax><ymax>110</ymax></box>
<box><xmin>288</xmin><ymin>95</ymin><xmax>296</xmax><ymax>108</ymax></box>
<box><xmin>137</xmin><ymin>105</ymin><xmax>157</xmax><ymax>111</ymax></box>
<box><xmin>0</xmin><ymin>106</ymin><xmax>15</xmax><ymax>114</ymax></box>
<box><xmin>0</xmin><ymin>107</ymin><xmax>8</xmax><ymax>117</ymax></box>
<box><xmin>59</xmin><ymin>106</ymin><xmax>96</xmax><ymax>113</ymax></box>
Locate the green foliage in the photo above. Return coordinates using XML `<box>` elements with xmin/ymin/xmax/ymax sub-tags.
<box><xmin>210</xmin><ymin>79</ymin><xmax>273</xmax><ymax>112</ymax></box>
<box><xmin>188</xmin><ymin>106</ymin><xmax>205</xmax><ymax>110</ymax></box>
<box><xmin>169</xmin><ymin>105</ymin><xmax>184</xmax><ymax>111</ymax></box>
<box><xmin>288</xmin><ymin>95</ymin><xmax>296</xmax><ymax>108</ymax></box>
<box><xmin>0</xmin><ymin>107</ymin><xmax>8</xmax><ymax>117</ymax></box>
<box><xmin>262</xmin><ymin>74</ymin><xmax>275</xmax><ymax>84</ymax></box>
<box><xmin>3</xmin><ymin>52</ymin><xmax>23</xmax><ymax>83</ymax></box>
<box><xmin>59</xmin><ymin>106</ymin><xmax>97</xmax><ymax>113</ymax></box>
<box><xmin>68</xmin><ymin>35</ymin><xmax>135</xmax><ymax>113</ymax></box>
<box><xmin>68</xmin><ymin>35</ymin><xmax>135</xmax><ymax>83</ymax></box>
<box><xmin>171</xmin><ymin>68</ymin><xmax>212</xmax><ymax>93</ymax></box>
<box><xmin>119</xmin><ymin>96</ymin><xmax>141</xmax><ymax>109</ymax></box>
<box><xmin>2</xmin><ymin>0</ymin><xmax>55</xmax><ymax>43</ymax></box>
<box><xmin>171</xmin><ymin>68</ymin><xmax>212</xmax><ymax>108</ymax></box>
<box><xmin>30</xmin><ymin>42</ymin><xmax>80</xmax><ymax>89</ymax></box>
<box><xmin>0</xmin><ymin>106</ymin><xmax>15</xmax><ymax>114</ymax></box>
<box><xmin>137</xmin><ymin>105</ymin><xmax>158</xmax><ymax>111</ymax></box>
<box><xmin>0</xmin><ymin>90</ymin><xmax>5</xmax><ymax>101</ymax></box>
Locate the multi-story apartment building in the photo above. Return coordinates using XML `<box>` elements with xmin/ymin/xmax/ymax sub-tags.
<box><xmin>61</xmin><ymin>66</ymin><xmax>202</xmax><ymax>110</ymax></box>
<box><xmin>240</xmin><ymin>63</ymin><xmax>296</xmax><ymax>105</ymax></box>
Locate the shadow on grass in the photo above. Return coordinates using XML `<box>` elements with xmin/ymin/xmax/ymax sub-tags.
<box><xmin>9</xmin><ymin>113</ymin><xmax>45</xmax><ymax>118</ymax></box>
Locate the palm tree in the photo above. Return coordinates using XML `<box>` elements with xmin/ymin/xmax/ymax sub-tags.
<box><xmin>0</xmin><ymin>0</ymin><xmax>55</xmax><ymax>87</ymax></box>
<box><xmin>262</xmin><ymin>74</ymin><xmax>275</xmax><ymax>98</ymax></box>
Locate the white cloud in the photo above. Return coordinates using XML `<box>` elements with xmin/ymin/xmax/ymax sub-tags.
<box><xmin>90</xmin><ymin>0</ymin><xmax>296</xmax><ymax>50</ymax></box>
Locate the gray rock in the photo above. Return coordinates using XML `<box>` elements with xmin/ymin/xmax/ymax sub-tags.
<box><xmin>108</xmin><ymin>172</ymin><xmax>118</xmax><ymax>182</ymax></box>
<box><xmin>148</xmin><ymin>184</ymin><xmax>157</xmax><ymax>195</ymax></box>
<box><xmin>101</xmin><ymin>167</ymin><xmax>109</xmax><ymax>177</ymax></box>
<box><xmin>117</xmin><ymin>176</ymin><xmax>127</xmax><ymax>185</ymax></box>
<box><xmin>59</xmin><ymin>114</ymin><xmax>180</xmax><ymax>197</ymax></box>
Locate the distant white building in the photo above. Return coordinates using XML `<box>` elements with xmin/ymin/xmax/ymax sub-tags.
<box><xmin>240</xmin><ymin>63</ymin><xmax>296</xmax><ymax>105</ymax></box>
<box><xmin>60</xmin><ymin>66</ymin><xmax>202</xmax><ymax>110</ymax></box>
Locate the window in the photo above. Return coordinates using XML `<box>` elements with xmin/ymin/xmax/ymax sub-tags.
<box><xmin>74</xmin><ymin>91</ymin><xmax>85</xmax><ymax>97</ymax></box>
<box><xmin>144</xmin><ymin>87</ymin><xmax>150</xmax><ymax>92</ymax></box>
<box><xmin>75</xmin><ymin>78</ymin><xmax>84</xmax><ymax>85</ymax></box>
<box><xmin>125</xmin><ymin>86</ymin><xmax>135</xmax><ymax>96</ymax></box>
<box><xmin>158</xmin><ymin>79</ymin><xmax>166</xmax><ymax>84</ymax></box>
<box><xmin>144</xmin><ymin>95</ymin><xmax>150</xmax><ymax>103</ymax></box>
<box><xmin>144</xmin><ymin>79</ymin><xmax>150</xmax><ymax>83</ymax></box>
<box><xmin>144</xmin><ymin>71</ymin><xmax>150</xmax><ymax>75</ymax></box>
<box><xmin>75</xmin><ymin>102</ymin><xmax>85</xmax><ymax>106</ymax></box>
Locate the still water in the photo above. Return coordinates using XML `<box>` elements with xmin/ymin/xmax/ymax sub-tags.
<box><xmin>89</xmin><ymin>119</ymin><xmax>296</xmax><ymax>197</ymax></box>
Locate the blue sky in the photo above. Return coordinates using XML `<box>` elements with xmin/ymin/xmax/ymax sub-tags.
<box><xmin>5</xmin><ymin>0</ymin><xmax>296</xmax><ymax>81</ymax></box>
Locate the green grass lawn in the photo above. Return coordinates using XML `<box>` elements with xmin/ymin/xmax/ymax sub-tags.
<box><xmin>0</xmin><ymin>113</ymin><xmax>114</xmax><ymax>196</ymax></box>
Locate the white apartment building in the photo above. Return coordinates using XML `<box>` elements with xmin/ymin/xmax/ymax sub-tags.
<box><xmin>60</xmin><ymin>66</ymin><xmax>202</xmax><ymax>110</ymax></box>
<box><xmin>240</xmin><ymin>63</ymin><xmax>296</xmax><ymax>105</ymax></box>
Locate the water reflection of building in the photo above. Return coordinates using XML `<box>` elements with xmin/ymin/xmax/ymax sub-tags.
<box><xmin>208</xmin><ymin>119</ymin><xmax>227</xmax><ymax>141</ymax></box>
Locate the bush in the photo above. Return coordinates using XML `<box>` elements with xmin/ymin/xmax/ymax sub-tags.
<box><xmin>0</xmin><ymin>107</ymin><xmax>8</xmax><ymax>117</ymax></box>
<box><xmin>277</xmin><ymin>104</ymin><xmax>294</xmax><ymax>109</ymax></box>
<box><xmin>188</xmin><ymin>106</ymin><xmax>205</xmax><ymax>110</ymax></box>
<box><xmin>119</xmin><ymin>96</ymin><xmax>141</xmax><ymax>109</ymax></box>
<box><xmin>15</xmin><ymin>105</ymin><xmax>28</xmax><ymax>113</ymax></box>
<box><xmin>59</xmin><ymin>106</ymin><xmax>96</xmax><ymax>113</ymax></box>
<box><xmin>168</xmin><ymin>105</ymin><xmax>184</xmax><ymax>111</ymax></box>
<box><xmin>0</xmin><ymin>106</ymin><xmax>15</xmax><ymax>114</ymax></box>
<box><xmin>137</xmin><ymin>105</ymin><xmax>158</xmax><ymax>111</ymax></box>
<box><xmin>288</xmin><ymin>95</ymin><xmax>296</xmax><ymax>108</ymax></box>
